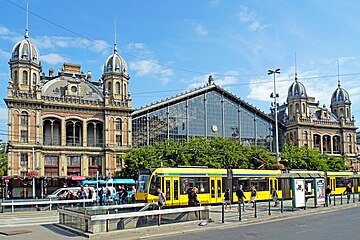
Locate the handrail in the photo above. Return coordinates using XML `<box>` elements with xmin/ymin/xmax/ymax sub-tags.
<box><xmin>0</xmin><ymin>199</ymin><xmax>93</xmax><ymax>207</ymax></box>
<box><xmin>89</xmin><ymin>206</ymin><xmax>211</xmax><ymax>221</ymax></box>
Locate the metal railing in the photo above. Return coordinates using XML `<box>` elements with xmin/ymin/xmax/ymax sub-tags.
<box><xmin>0</xmin><ymin>198</ymin><xmax>93</xmax><ymax>213</ymax></box>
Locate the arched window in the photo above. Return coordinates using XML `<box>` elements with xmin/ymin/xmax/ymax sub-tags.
<box><xmin>108</xmin><ymin>82</ymin><xmax>111</xmax><ymax>94</ymax></box>
<box><xmin>21</xmin><ymin>111</ymin><xmax>28</xmax><ymax>125</ymax></box>
<box><xmin>295</xmin><ymin>103</ymin><xmax>299</xmax><ymax>113</ymax></box>
<box><xmin>124</xmin><ymin>83</ymin><xmax>127</xmax><ymax>97</ymax></box>
<box><xmin>289</xmin><ymin>104</ymin><xmax>293</xmax><ymax>115</ymax></box>
<box><xmin>346</xmin><ymin>108</ymin><xmax>349</xmax><ymax>118</ymax></box>
<box><xmin>13</xmin><ymin>70</ymin><xmax>18</xmax><ymax>84</ymax></box>
<box><xmin>334</xmin><ymin>109</ymin><xmax>337</xmax><ymax>116</ymax></box>
<box><xmin>115</xmin><ymin>118</ymin><xmax>122</xmax><ymax>131</ymax></box>
<box><xmin>116</xmin><ymin>82</ymin><xmax>120</xmax><ymax>95</ymax></box>
<box><xmin>22</xmin><ymin>71</ymin><xmax>28</xmax><ymax>85</ymax></box>
<box><xmin>340</xmin><ymin>108</ymin><xmax>344</xmax><ymax>117</ymax></box>
<box><xmin>302</xmin><ymin>103</ymin><xmax>306</xmax><ymax>113</ymax></box>
<box><xmin>349</xmin><ymin>134</ymin><xmax>352</xmax><ymax>153</ymax></box>
<box><xmin>32</xmin><ymin>73</ymin><xmax>37</xmax><ymax>85</ymax></box>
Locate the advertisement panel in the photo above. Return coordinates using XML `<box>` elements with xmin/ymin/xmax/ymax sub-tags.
<box><xmin>316</xmin><ymin>178</ymin><xmax>325</xmax><ymax>205</ymax></box>
<box><xmin>294</xmin><ymin>179</ymin><xmax>305</xmax><ymax>207</ymax></box>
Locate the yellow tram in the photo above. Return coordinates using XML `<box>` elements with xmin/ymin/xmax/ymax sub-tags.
<box><xmin>136</xmin><ymin>167</ymin><xmax>282</xmax><ymax>206</ymax></box>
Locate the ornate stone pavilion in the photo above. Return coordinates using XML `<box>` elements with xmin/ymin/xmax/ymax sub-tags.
<box><xmin>279</xmin><ymin>73</ymin><xmax>358</xmax><ymax>170</ymax></box>
<box><xmin>4</xmin><ymin>23</ymin><xmax>132</xmax><ymax>197</ymax></box>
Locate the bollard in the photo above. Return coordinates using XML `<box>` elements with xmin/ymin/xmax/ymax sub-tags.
<box><xmin>359</xmin><ymin>192</ymin><xmax>360</xmax><ymax>202</ymax></box>
<box><xmin>268</xmin><ymin>200</ymin><xmax>271</xmax><ymax>215</ymax></box>
<box><xmin>238</xmin><ymin>202</ymin><xmax>242</xmax><ymax>221</ymax></box>
<box><xmin>304</xmin><ymin>198</ymin><xmax>306</xmax><ymax>210</ymax></box>
<box><xmin>333</xmin><ymin>194</ymin><xmax>336</xmax><ymax>206</ymax></box>
<box><xmin>353</xmin><ymin>191</ymin><xmax>355</xmax><ymax>203</ymax></box>
<box><xmin>254</xmin><ymin>201</ymin><xmax>257</xmax><ymax>218</ymax></box>
<box><xmin>341</xmin><ymin>194</ymin><xmax>343</xmax><ymax>205</ymax></box>
<box><xmin>281</xmin><ymin>198</ymin><xmax>283</xmax><ymax>213</ymax></box>
<box><xmin>221</xmin><ymin>202</ymin><xmax>225</xmax><ymax>224</ymax></box>
<box><xmin>11</xmin><ymin>200</ymin><xmax>14</xmax><ymax>213</ymax></box>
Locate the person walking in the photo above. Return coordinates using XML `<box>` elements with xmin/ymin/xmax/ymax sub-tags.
<box><xmin>250</xmin><ymin>186</ymin><xmax>257</xmax><ymax>208</ymax></box>
<box><xmin>236</xmin><ymin>185</ymin><xmax>246</xmax><ymax>212</ymax></box>
<box><xmin>98</xmin><ymin>187</ymin><xmax>104</xmax><ymax>206</ymax></box>
<box><xmin>271</xmin><ymin>188</ymin><xmax>279</xmax><ymax>207</ymax></box>
<box><xmin>188</xmin><ymin>187</ymin><xmax>199</xmax><ymax>207</ymax></box>
<box><xmin>157</xmin><ymin>188</ymin><xmax>166</xmax><ymax>209</ymax></box>
<box><xmin>224</xmin><ymin>188</ymin><xmax>232</xmax><ymax>211</ymax></box>
<box><xmin>344</xmin><ymin>182</ymin><xmax>352</xmax><ymax>204</ymax></box>
<box><xmin>325</xmin><ymin>185</ymin><xmax>331</xmax><ymax>206</ymax></box>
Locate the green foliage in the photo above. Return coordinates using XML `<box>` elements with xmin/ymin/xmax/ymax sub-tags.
<box><xmin>120</xmin><ymin>137</ymin><xmax>275</xmax><ymax>179</ymax></box>
<box><xmin>280</xmin><ymin>144</ymin><xmax>347</xmax><ymax>171</ymax></box>
<box><xmin>0</xmin><ymin>142</ymin><xmax>8</xmax><ymax>177</ymax></box>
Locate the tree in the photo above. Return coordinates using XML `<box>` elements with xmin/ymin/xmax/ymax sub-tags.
<box><xmin>0</xmin><ymin>142</ymin><xmax>8</xmax><ymax>177</ymax></box>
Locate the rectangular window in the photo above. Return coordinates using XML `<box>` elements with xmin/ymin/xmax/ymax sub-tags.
<box><xmin>20</xmin><ymin>130</ymin><xmax>28</xmax><ymax>143</ymax></box>
<box><xmin>21</xmin><ymin>114</ymin><xmax>28</xmax><ymax>125</ymax></box>
<box><xmin>89</xmin><ymin>155</ymin><xmax>102</xmax><ymax>166</ymax></box>
<box><xmin>116</xmin><ymin>156</ymin><xmax>122</xmax><ymax>168</ymax></box>
<box><xmin>20</xmin><ymin>153</ymin><xmax>28</xmax><ymax>167</ymax></box>
<box><xmin>44</xmin><ymin>155</ymin><xmax>59</xmax><ymax>166</ymax></box>
<box><xmin>180</xmin><ymin>177</ymin><xmax>210</xmax><ymax>194</ymax></box>
<box><xmin>116</xmin><ymin>135</ymin><xmax>122</xmax><ymax>146</ymax></box>
<box><xmin>67</xmin><ymin>155</ymin><xmax>81</xmax><ymax>166</ymax></box>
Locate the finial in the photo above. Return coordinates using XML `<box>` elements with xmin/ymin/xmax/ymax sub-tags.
<box><xmin>294</xmin><ymin>52</ymin><xmax>298</xmax><ymax>82</ymax></box>
<box><xmin>25</xmin><ymin>0</ymin><xmax>29</xmax><ymax>39</ymax></box>
<box><xmin>114</xmin><ymin>16</ymin><xmax>117</xmax><ymax>53</ymax></box>
<box><xmin>337</xmin><ymin>59</ymin><xmax>341</xmax><ymax>88</ymax></box>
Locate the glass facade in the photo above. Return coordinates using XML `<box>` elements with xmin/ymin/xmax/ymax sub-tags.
<box><xmin>132</xmin><ymin>87</ymin><xmax>276</xmax><ymax>150</ymax></box>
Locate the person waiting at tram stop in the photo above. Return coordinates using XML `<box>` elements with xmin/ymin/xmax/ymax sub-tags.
<box><xmin>188</xmin><ymin>187</ymin><xmax>199</xmax><ymax>207</ymax></box>
<box><xmin>325</xmin><ymin>185</ymin><xmax>331</xmax><ymax>206</ymax></box>
<box><xmin>344</xmin><ymin>182</ymin><xmax>352</xmax><ymax>204</ymax></box>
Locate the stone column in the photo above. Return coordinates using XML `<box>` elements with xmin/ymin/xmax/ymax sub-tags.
<box><xmin>82</xmin><ymin>154</ymin><xmax>88</xmax><ymax>176</ymax></box>
<box><xmin>61</xmin><ymin>119</ymin><xmax>66</xmax><ymax>146</ymax></box>
<box><xmin>60</xmin><ymin>154</ymin><xmax>67</xmax><ymax>177</ymax></box>
<box><xmin>320</xmin><ymin>135</ymin><xmax>323</xmax><ymax>154</ymax></box>
<box><xmin>83</xmin><ymin>121</ymin><xmax>87</xmax><ymax>147</ymax></box>
<box><xmin>330</xmin><ymin>136</ymin><xmax>334</xmax><ymax>154</ymax></box>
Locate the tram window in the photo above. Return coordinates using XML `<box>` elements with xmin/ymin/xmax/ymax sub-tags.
<box><xmin>217</xmin><ymin>180</ymin><xmax>221</xmax><ymax>197</ymax></box>
<box><xmin>174</xmin><ymin>180</ymin><xmax>179</xmax><ymax>200</ymax></box>
<box><xmin>180</xmin><ymin>178</ymin><xmax>194</xmax><ymax>194</ymax></box>
<box><xmin>222</xmin><ymin>177</ymin><xmax>227</xmax><ymax>193</ymax></box>
<box><xmin>336</xmin><ymin>178</ymin><xmax>349</xmax><ymax>188</ymax></box>
<box><xmin>211</xmin><ymin>180</ymin><xmax>215</xmax><ymax>198</ymax></box>
<box><xmin>196</xmin><ymin>178</ymin><xmax>209</xmax><ymax>193</ymax></box>
<box><xmin>166</xmin><ymin>180</ymin><xmax>170</xmax><ymax>200</ymax></box>
<box><xmin>149</xmin><ymin>176</ymin><xmax>161</xmax><ymax>196</ymax></box>
<box><xmin>248</xmin><ymin>178</ymin><xmax>269</xmax><ymax>191</ymax></box>
<box><xmin>236</xmin><ymin>178</ymin><xmax>250</xmax><ymax>191</ymax></box>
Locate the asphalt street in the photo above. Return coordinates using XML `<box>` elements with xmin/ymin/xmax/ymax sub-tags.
<box><xmin>153</xmin><ymin>207</ymin><xmax>360</xmax><ymax>240</ymax></box>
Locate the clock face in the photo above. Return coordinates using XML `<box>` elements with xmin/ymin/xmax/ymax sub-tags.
<box><xmin>211</xmin><ymin>125</ymin><xmax>218</xmax><ymax>132</ymax></box>
<box><xmin>71</xmin><ymin>86</ymin><xmax>78</xmax><ymax>93</ymax></box>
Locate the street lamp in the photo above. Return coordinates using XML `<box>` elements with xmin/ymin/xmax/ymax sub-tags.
<box><xmin>268</xmin><ymin>68</ymin><xmax>280</xmax><ymax>164</ymax></box>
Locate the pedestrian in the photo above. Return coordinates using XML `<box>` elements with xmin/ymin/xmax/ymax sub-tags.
<box><xmin>98</xmin><ymin>187</ymin><xmax>104</xmax><ymax>206</ymax></box>
<box><xmin>250</xmin><ymin>186</ymin><xmax>257</xmax><ymax>208</ymax></box>
<box><xmin>344</xmin><ymin>182</ymin><xmax>352</xmax><ymax>204</ymax></box>
<box><xmin>188</xmin><ymin>187</ymin><xmax>199</xmax><ymax>207</ymax></box>
<box><xmin>325</xmin><ymin>185</ymin><xmax>331</xmax><ymax>206</ymax></box>
<box><xmin>224</xmin><ymin>188</ymin><xmax>231</xmax><ymax>211</ymax></box>
<box><xmin>235</xmin><ymin>185</ymin><xmax>246</xmax><ymax>212</ymax></box>
<box><xmin>131</xmin><ymin>186</ymin><xmax>137</xmax><ymax>203</ymax></box>
<box><xmin>271</xmin><ymin>188</ymin><xmax>279</xmax><ymax>207</ymax></box>
<box><xmin>157</xmin><ymin>188</ymin><xmax>166</xmax><ymax>209</ymax></box>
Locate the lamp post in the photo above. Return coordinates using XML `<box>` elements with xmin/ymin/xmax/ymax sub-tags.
<box><xmin>268</xmin><ymin>69</ymin><xmax>280</xmax><ymax>164</ymax></box>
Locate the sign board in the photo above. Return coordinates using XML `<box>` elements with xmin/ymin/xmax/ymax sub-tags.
<box><xmin>294</xmin><ymin>179</ymin><xmax>305</xmax><ymax>207</ymax></box>
<box><xmin>4</xmin><ymin>178</ymin><xmax>9</xmax><ymax>184</ymax></box>
<box><xmin>71</xmin><ymin>176</ymin><xmax>86</xmax><ymax>181</ymax></box>
<box><xmin>316</xmin><ymin>178</ymin><xmax>325</xmax><ymax>205</ymax></box>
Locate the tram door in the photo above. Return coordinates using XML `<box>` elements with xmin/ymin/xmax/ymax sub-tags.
<box><xmin>164</xmin><ymin>177</ymin><xmax>180</xmax><ymax>206</ymax></box>
<box><xmin>210</xmin><ymin>177</ymin><xmax>222</xmax><ymax>203</ymax></box>
<box><xmin>330</xmin><ymin>177</ymin><xmax>336</xmax><ymax>192</ymax></box>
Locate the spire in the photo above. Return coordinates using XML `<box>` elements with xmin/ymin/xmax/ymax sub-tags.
<box><xmin>337</xmin><ymin>59</ymin><xmax>341</xmax><ymax>88</ymax></box>
<box><xmin>25</xmin><ymin>0</ymin><xmax>29</xmax><ymax>39</ymax></box>
<box><xmin>114</xmin><ymin>16</ymin><xmax>117</xmax><ymax>53</ymax></box>
<box><xmin>294</xmin><ymin>52</ymin><xmax>298</xmax><ymax>82</ymax></box>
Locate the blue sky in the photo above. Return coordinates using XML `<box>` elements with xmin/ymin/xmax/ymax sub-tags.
<box><xmin>1</xmin><ymin>0</ymin><xmax>360</xmax><ymax>140</ymax></box>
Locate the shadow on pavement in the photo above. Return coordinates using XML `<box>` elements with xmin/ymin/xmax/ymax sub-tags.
<box><xmin>41</xmin><ymin>224</ymin><xmax>81</xmax><ymax>238</ymax></box>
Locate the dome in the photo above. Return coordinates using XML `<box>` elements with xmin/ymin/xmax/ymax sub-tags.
<box><xmin>103</xmin><ymin>50</ymin><xmax>128</xmax><ymax>75</ymax></box>
<box><xmin>11</xmin><ymin>37</ymin><xmax>40</xmax><ymax>65</ymax></box>
<box><xmin>288</xmin><ymin>80</ymin><xmax>307</xmax><ymax>98</ymax></box>
<box><xmin>331</xmin><ymin>84</ymin><xmax>350</xmax><ymax>105</ymax></box>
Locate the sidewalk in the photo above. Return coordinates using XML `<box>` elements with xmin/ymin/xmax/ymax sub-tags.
<box><xmin>84</xmin><ymin>199</ymin><xmax>360</xmax><ymax>239</ymax></box>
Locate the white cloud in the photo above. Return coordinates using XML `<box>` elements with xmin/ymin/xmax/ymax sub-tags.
<box><xmin>32</xmin><ymin>36</ymin><xmax>110</xmax><ymax>54</ymax></box>
<box><xmin>0</xmin><ymin>25</ymin><xmax>22</xmax><ymax>43</ymax></box>
<box><xmin>42</xmin><ymin>53</ymin><xmax>67</xmax><ymax>65</ymax></box>
<box><xmin>127</xmin><ymin>43</ymin><xmax>175</xmax><ymax>84</ymax></box>
<box><xmin>130</xmin><ymin>60</ymin><xmax>174</xmax><ymax>84</ymax></box>
<box><xmin>186</xmin><ymin>20</ymin><xmax>208</xmax><ymax>36</ymax></box>
<box><xmin>187</xmin><ymin>71</ymin><xmax>239</xmax><ymax>89</ymax></box>
<box><xmin>239</xmin><ymin>6</ymin><xmax>267</xmax><ymax>32</ymax></box>
<box><xmin>209</xmin><ymin>0</ymin><xmax>220</xmax><ymax>7</ymax></box>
